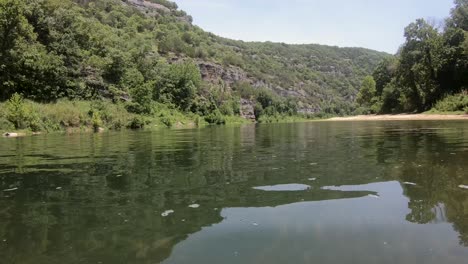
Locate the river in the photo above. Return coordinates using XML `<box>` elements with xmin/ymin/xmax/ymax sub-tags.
<box><xmin>1</xmin><ymin>121</ymin><xmax>468</xmax><ymax>264</ymax></box>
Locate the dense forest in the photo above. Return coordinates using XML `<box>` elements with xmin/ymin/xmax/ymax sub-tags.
<box><xmin>0</xmin><ymin>0</ymin><xmax>387</xmax><ymax>132</ymax></box>
<box><xmin>356</xmin><ymin>0</ymin><xmax>468</xmax><ymax>114</ymax></box>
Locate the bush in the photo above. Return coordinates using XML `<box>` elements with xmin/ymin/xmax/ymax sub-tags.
<box><xmin>0</xmin><ymin>116</ymin><xmax>14</xmax><ymax>131</ymax></box>
<box><xmin>127</xmin><ymin>116</ymin><xmax>146</xmax><ymax>129</ymax></box>
<box><xmin>5</xmin><ymin>93</ymin><xmax>32</xmax><ymax>129</ymax></box>
<box><xmin>219</xmin><ymin>103</ymin><xmax>233</xmax><ymax>116</ymax></box>
<box><xmin>204</xmin><ymin>110</ymin><xmax>226</xmax><ymax>125</ymax></box>
<box><xmin>432</xmin><ymin>93</ymin><xmax>468</xmax><ymax>112</ymax></box>
<box><xmin>254</xmin><ymin>102</ymin><xmax>263</xmax><ymax>120</ymax></box>
<box><xmin>160</xmin><ymin>116</ymin><xmax>173</xmax><ymax>127</ymax></box>
<box><xmin>91</xmin><ymin>112</ymin><xmax>103</xmax><ymax>130</ymax></box>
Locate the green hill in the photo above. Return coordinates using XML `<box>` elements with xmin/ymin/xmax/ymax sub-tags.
<box><xmin>0</xmin><ymin>0</ymin><xmax>389</xmax><ymax>132</ymax></box>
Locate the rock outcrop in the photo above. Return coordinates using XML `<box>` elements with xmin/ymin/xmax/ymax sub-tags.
<box><xmin>124</xmin><ymin>0</ymin><xmax>192</xmax><ymax>23</ymax></box>
<box><xmin>197</xmin><ymin>61</ymin><xmax>250</xmax><ymax>87</ymax></box>
<box><xmin>240</xmin><ymin>99</ymin><xmax>256</xmax><ymax>120</ymax></box>
<box><xmin>126</xmin><ymin>0</ymin><xmax>171</xmax><ymax>13</ymax></box>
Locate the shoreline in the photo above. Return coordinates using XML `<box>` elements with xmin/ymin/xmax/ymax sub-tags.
<box><xmin>327</xmin><ymin>114</ymin><xmax>468</xmax><ymax>121</ymax></box>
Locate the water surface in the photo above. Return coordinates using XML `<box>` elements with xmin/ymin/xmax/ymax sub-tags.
<box><xmin>1</xmin><ymin>121</ymin><xmax>468</xmax><ymax>264</ymax></box>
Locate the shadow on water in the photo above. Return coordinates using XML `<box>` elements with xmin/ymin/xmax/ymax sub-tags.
<box><xmin>0</xmin><ymin>121</ymin><xmax>467</xmax><ymax>263</ymax></box>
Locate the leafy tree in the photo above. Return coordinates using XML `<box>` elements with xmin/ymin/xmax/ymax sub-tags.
<box><xmin>154</xmin><ymin>62</ymin><xmax>201</xmax><ymax>111</ymax></box>
<box><xmin>447</xmin><ymin>0</ymin><xmax>468</xmax><ymax>30</ymax></box>
<box><xmin>372</xmin><ymin>57</ymin><xmax>397</xmax><ymax>96</ymax></box>
<box><xmin>128</xmin><ymin>82</ymin><xmax>154</xmax><ymax>114</ymax></box>
<box><xmin>0</xmin><ymin>0</ymin><xmax>34</xmax><ymax>100</ymax></box>
<box><xmin>356</xmin><ymin>76</ymin><xmax>377</xmax><ymax>107</ymax></box>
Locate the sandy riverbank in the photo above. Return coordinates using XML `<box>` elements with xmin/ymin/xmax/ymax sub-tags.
<box><xmin>328</xmin><ymin>114</ymin><xmax>468</xmax><ymax>121</ymax></box>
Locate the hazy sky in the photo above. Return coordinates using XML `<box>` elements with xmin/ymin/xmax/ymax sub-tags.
<box><xmin>174</xmin><ymin>0</ymin><xmax>455</xmax><ymax>54</ymax></box>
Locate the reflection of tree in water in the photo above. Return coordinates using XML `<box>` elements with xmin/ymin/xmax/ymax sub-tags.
<box><xmin>1</xmin><ymin>122</ymin><xmax>467</xmax><ymax>263</ymax></box>
<box><xmin>371</xmin><ymin>125</ymin><xmax>468</xmax><ymax>245</ymax></box>
<box><xmin>0</xmin><ymin>125</ymin><xmax>376</xmax><ymax>264</ymax></box>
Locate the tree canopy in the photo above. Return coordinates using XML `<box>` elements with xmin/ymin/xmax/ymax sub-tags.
<box><xmin>358</xmin><ymin>0</ymin><xmax>468</xmax><ymax>113</ymax></box>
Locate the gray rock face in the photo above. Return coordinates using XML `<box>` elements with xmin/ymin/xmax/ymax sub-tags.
<box><xmin>126</xmin><ymin>0</ymin><xmax>171</xmax><ymax>13</ymax></box>
<box><xmin>197</xmin><ymin>62</ymin><xmax>249</xmax><ymax>86</ymax></box>
<box><xmin>196</xmin><ymin>61</ymin><xmax>320</xmax><ymax>116</ymax></box>
<box><xmin>240</xmin><ymin>99</ymin><xmax>256</xmax><ymax>120</ymax></box>
<box><xmin>124</xmin><ymin>0</ymin><xmax>192</xmax><ymax>23</ymax></box>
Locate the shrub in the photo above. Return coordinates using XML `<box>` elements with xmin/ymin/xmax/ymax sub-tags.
<box><xmin>253</xmin><ymin>102</ymin><xmax>263</xmax><ymax>119</ymax></box>
<box><xmin>432</xmin><ymin>93</ymin><xmax>468</xmax><ymax>112</ymax></box>
<box><xmin>0</xmin><ymin>116</ymin><xmax>14</xmax><ymax>131</ymax></box>
<box><xmin>219</xmin><ymin>98</ymin><xmax>241</xmax><ymax>116</ymax></box>
<box><xmin>91</xmin><ymin>112</ymin><xmax>103</xmax><ymax>130</ymax></box>
<box><xmin>204</xmin><ymin>110</ymin><xmax>226</xmax><ymax>125</ymax></box>
<box><xmin>127</xmin><ymin>116</ymin><xmax>146</xmax><ymax>129</ymax></box>
<box><xmin>160</xmin><ymin>116</ymin><xmax>173</xmax><ymax>127</ymax></box>
<box><xmin>219</xmin><ymin>102</ymin><xmax>234</xmax><ymax>116</ymax></box>
<box><xmin>5</xmin><ymin>93</ymin><xmax>31</xmax><ymax>129</ymax></box>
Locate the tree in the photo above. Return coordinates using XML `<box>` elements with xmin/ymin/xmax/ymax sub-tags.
<box><xmin>372</xmin><ymin>57</ymin><xmax>397</xmax><ymax>96</ymax></box>
<box><xmin>356</xmin><ymin>76</ymin><xmax>377</xmax><ymax>107</ymax></box>
<box><xmin>154</xmin><ymin>62</ymin><xmax>201</xmax><ymax>111</ymax></box>
<box><xmin>0</xmin><ymin>0</ymin><xmax>34</xmax><ymax>100</ymax></box>
<box><xmin>397</xmin><ymin>19</ymin><xmax>444</xmax><ymax>111</ymax></box>
<box><xmin>447</xmin><ymin>0</ymin><xmax>468</xmax><ymax>30</ymax></box>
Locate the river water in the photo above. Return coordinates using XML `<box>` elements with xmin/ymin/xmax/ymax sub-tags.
<box><xmin>1</xmin><ymin>121</ymin><xmax>468</xmax><ymax>263</ymax></box>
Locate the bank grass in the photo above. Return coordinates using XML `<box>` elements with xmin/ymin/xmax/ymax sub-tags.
<box><xmin>0</xmin><ymin>98</ymin><xmax>255</xmax><ymax>134</ymax></box>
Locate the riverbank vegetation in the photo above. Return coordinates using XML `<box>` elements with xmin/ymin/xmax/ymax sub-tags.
<box><xmin>356</xmin><ymin>0</ymin><xmax>468</xmax><ymax>115</ymax></box>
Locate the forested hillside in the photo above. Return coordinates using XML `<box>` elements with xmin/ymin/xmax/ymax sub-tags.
<box><xmin>1</xmin><ymin>0</ymin><xmax>388</xmax><ymax>132</ymax></box>
<box><xmin>356</xmin><ymin>0</ymin><xmax>468</xmax><ymax>114</ymax></box>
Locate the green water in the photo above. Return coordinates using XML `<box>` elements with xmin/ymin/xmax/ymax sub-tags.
<box><xmin>1</xmin><ymin>121</ymin><xmax>468</xmax><ymax>264</ymax></box>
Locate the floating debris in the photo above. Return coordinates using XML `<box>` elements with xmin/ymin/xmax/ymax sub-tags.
<box><xmin>116</xmin><ymin>174</ymin><xmax>123</xmax><ymax>177</ymax></box>
<box><xmin>403</xmin><ymin>182</ymin><xmax>417</xmax><ymax>186</ymax></box>
<box><xmin>368</xmin><ymin>194</ymin><xmax>380</xmax><ymax>199</ymax></box>
<box><xmin>253</xmin><ymin>184</ymin><xmax>311</xmax><ymax>192</ymax></box>
<box><xmin>310</xmin><ymin>163</ymin><xmax>318</xmax><ymax>166</ymax></box>
<box><xmin>188</xmin><ymin>204</ymin><xmax>200</xmax><ymax>209</ymax></box>
<box><xmin>56</xmin><ymin>187</ymin><xmax>62</xmax><ymax>190</ymax></box>
<box><xmin>252</xmin><ymin>222</ymin><xmax>259</xmax><ymax>226</ymax></box>
<box><xmin>161</xmin><ymin>210</ymin><xmax>174</xmax><ymax>217</ymax></box>
<box><xmin>2</xmin><ymin>187</ymin><xmax>18</xmax><ymax>192</ymax></box>
<box><xmin>459</xmin><ymin>185</ymin><xmax>468</xmax><ymax>190</ymax></box>
<box><xmin>308</xmin><ymin>178</ymin><xmax>317</xmax><ymax>181</ymax></box>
